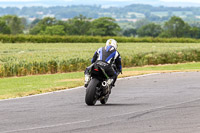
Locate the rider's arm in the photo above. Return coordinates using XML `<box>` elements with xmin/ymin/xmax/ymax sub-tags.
<box><xmin>91</xmin><ymin>51</ymin><xmax>98</xmax><ymax>63</ymax></box>
<box><xmin>115</xmin><ymin>52</ymin><xmax>122</xmax><ymax>74</ymax></box>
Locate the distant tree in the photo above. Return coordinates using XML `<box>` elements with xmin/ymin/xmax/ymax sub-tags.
<box><xmin>29</xmin><ymin>17</ymin><xmax>57</xmax><ymax>35</ymax></box>
<box><xmin>0</xmin><ymin>20</ymin><xmax>11</xmax><ymax>34</ymax></box>
<box><xmin>29</xmin><ymin>18</ymin><xmax>41</xmax><ymax>34</ymax></box>
<box><xmin>11</xmin><ymin>16</ymin><xmax>24</xmax><ymax>34</ymax></box>
<box><xmin>21</xmin><ymin>17</ymin><xmax>29</xmax><ymax>34</ymax></box>
<box><xmin>29</xmin><ymin>15</ymin><xmax>92</xmax><ymax>35</ymax></box>
<box><xmin>123</xmin><ymin>28</ymin><xmax>137</xmax><ymax>37</ymax></box>
<box><xmin>2</xmin><ymin>15</ymin><xmax>24</xmax><ymax>34</ymax></box>
<box><xmin>134</xmin><ymin>19</ymin><xmax>150</xmax><ymax>29</ymax></box>
<box><xmin>189</xmin><ymin>27</ymin><xmax>200</xmax><ymax>39</ymax></box>
<box><xmin>56</xmin><ymin>20</ymin><xmax>66</xmax><ymax>26</ymax></box>
<box><xmin>29</xmin><ymin>25</ymin><xmax>45</xmax><ymax>35</ymax></box>
<box><xmin>21</xmin><ymin>17</ymin><xmax>28</xmax><ymax>28</ymax></box>
<box><xmin>30</xmin><ymin>18</ymin><xmax>41</xmax><ymax>28</ymax></box>
<box><xmin>38</xmin><ymin>17</ymin><xmax>56</xmax><ymax>26</ymax></box>
<box><xmin>189</xmin><ymin>22</ymin><xmax>200</xmax><ymax>28</ymax></box>
<box><xmin>160</xmin><ymin>16</ymin><xmax>191</xmax><ymax>38</ymax></box>
<box><xmin>66</xmin><ymin>15</ymin><xmax>91</xmax><ymax>35</ymax></box>
<box><xmin>90</xmin><ymin>17</ymin><xmax>120</xmax><ymax>36</ymax></box>
<box><xmin>137</xmin><ymin>23</ymin><xmax>162</xmax><ymax>37</ymax></box>
<box><xmin>40</xmin><ymin>25</ymin><xmax>65</xmax><ymax>35</ymax></box>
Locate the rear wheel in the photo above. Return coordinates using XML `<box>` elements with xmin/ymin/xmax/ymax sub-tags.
<box><xmin>85</xmin><ymin>78</ymin><xmax>99</xmax><ymax>106</ymax></box>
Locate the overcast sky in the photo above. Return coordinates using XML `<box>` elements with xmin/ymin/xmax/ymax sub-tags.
<box><xmin>0</xmin><ymin>0</ymin><xmax>200</xmax><ymax>7</ymax></box>
<box><xmin>161</xmin><ymin>0</ymin><xmax>200</xmax><ymax>3</ymax></box>
<box><xmin>0</xmin><ymin>0</ymin><xmax>198</xmax><ymax>2</ymax></box>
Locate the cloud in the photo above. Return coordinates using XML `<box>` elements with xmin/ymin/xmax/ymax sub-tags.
<box><xmin>101</xmin><ymin>0</ymin><xmax>135</xmax><ymax>1</ymax></box>
<box><xmin>161</xmin><ymin>0</ymin><xmax>200</xmax><ymax>3</ymax></box>
<box><xmin>0</xmin><ymin>0</ymin><xmax>39</xmax><ymax>1</ymax></box>
<box><xmin>0</xmin><ymin>0</ymin><xmax>72</xmax><ymax>1</ymax></box>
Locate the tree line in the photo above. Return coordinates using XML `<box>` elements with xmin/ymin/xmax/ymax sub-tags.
<box><xmin>0</xmin><ymin>15</ymin><xmax>120</xmax><ymax>36</ymax></box>
<box><xmin>0</xmin><ymin>15</ymin><xmax>200</xmax><ymax>38</ymax></box>
<box><xmin>125</xmin><ymin>16</ymin><xmax>200</xmax><ymax>38</ymax></box>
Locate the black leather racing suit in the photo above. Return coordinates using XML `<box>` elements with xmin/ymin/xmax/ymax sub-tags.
<box><xmin>91</xmin><ymin>46</ymin><xmax>122</xmax><ymax>84</ymax></box>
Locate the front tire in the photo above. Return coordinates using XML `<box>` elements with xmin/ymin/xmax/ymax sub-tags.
<box><xmin>85</xmin><ymin>78</ymin><xmax>99</xmax><ymax>106</ymax></box>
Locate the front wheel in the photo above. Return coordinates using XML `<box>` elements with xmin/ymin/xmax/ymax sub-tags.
<box><xmin>85</xmin><ymin>78</ymin><xmax>99</xmax><ymax>106</ymax></box>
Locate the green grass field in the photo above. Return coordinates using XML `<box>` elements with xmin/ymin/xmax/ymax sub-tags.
<box><xmin>0</xmin><ymin>62</ymin><xmax>200</xmax><ymax>99</ymax></box>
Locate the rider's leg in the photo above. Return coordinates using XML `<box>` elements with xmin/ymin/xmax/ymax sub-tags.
<box><xmin>106</xmin><ymin>66</ymin><xmax>117</xmax><ymax>87</ymax></box>
<box><xmin>84</xmin><ymin>64</ymin><xmax>93</xmax><ymax>87</ymax></box>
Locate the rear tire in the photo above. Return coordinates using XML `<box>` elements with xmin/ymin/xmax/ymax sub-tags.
<box><xmin>85</xmin><ymin>78</ymin><xmax>99</xmax><ymax>106</ymax></box>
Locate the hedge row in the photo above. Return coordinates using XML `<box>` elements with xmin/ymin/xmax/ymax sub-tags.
<box><xmin>1</xmin><ymin>49</ymin><xmax>200</xmax><ymax>77</ymax></box>
<box><xmin>0</xmin><ymin>34</ymin><xmax>200</xmax><ymax>43</ymax></box>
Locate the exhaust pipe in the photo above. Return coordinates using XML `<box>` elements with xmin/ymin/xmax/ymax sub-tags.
<box><xmin>102</xmin><ymin>81</ymin><xmax>108</xmax><ymax>87</ymax></box>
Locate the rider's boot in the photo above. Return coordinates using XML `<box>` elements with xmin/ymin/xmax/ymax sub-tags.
<box><xmin>107</xmin><ymin>78</ymin><xmax>114</xmax><ymax>87</ymax></box>
<box><xmin>84</xmin><ymin>74</ymin><xmax>91</xmax><ymax>87</ymax></box>
<box><xmin>108</xmin><ymin>75</ymin><xmax>117</xmax><ymax>87</ymax></box>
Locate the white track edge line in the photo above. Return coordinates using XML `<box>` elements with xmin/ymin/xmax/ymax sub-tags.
<box><xmin>2</xmin><ymin>120</ymin><xmax>91</xmax><ymax>133</ymax></box>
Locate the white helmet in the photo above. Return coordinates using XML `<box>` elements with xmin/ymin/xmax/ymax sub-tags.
<box><xmin>106</xmin><ymin>39</ymin><xmax>117</xmax><ymax>50</ymax></box>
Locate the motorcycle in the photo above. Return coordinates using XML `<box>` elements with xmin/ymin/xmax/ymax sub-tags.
<box><xmin>84</xmin><ymin>61</ymin><xmax>115</xmax><ymax>106</ymax></box>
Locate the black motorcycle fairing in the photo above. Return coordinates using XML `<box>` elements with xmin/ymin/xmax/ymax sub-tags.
<box><xmin>85</xmin><ymin>61</ymin><xmax>115</xmax><ymax>105</ymax></box>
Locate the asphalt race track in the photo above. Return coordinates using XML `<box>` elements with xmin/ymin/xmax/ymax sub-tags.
<box><xmin>1</xmin><ymin>72</ymin><xmax>200</xmax><ymax>133</ymax></box>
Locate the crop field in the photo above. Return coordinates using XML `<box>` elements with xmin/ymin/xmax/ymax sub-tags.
<box><xmin>1</xmin><ymin>42</ymin><xmax>200</xmax><ymax>99</ymax></box>
<box><xmin>1</xmin><ymin>43</ymin><xmax>200</xmax><ymax>78</ymax></box>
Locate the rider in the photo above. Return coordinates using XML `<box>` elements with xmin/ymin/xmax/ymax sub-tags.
<box><xmin>84</xmin><ymin>39</ymin><xmax>122</xmax><ymax>87</ymax></box>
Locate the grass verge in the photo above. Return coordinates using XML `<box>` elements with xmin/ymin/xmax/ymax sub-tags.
<box><xmin>0</xmin><ymin>62</ymin><xmax>200</xmax><ymax>99</ymax></box>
